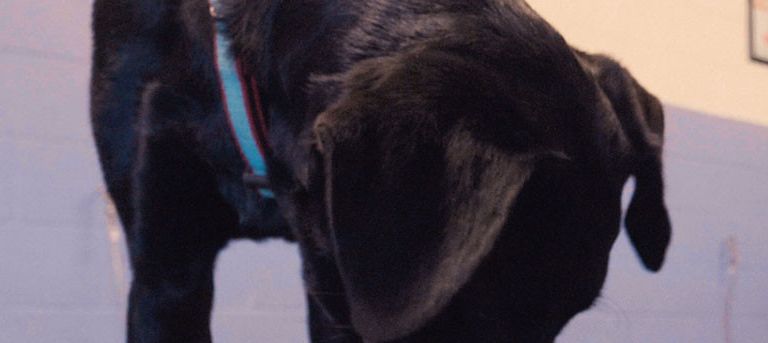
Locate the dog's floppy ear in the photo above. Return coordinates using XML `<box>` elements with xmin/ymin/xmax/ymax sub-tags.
<box><xmin>311</xmin><ymin>53</ymin><xmax>539</xmax><ymax>341</ymax></box>
<box><xmin>577</xmin><ymin>51</ymin><xmax>671</xmax><ymax>272</ymax></box>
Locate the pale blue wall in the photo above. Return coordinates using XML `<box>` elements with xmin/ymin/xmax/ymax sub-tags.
<box><xmin>561</xmin><ymin>107</ymin><xmax>768</xmax><ymax>343</ymax></box>
<box><xmin>1</xmin><ymin>1</ymin><xmax>766</xmax><ymax>342</ymax></box>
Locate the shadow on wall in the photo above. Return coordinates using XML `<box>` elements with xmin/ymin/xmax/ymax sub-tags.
<box><xmin>4</xmin><ymin>94</ymin><xmax>768</xmax><ymax>343</ymax></box>
<box><xmin>561</xmin><ymin>105</ymin><xmax>768</xmax><ymax>343</ymax></box>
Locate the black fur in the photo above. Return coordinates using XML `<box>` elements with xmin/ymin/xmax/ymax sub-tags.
<box><xmin>91</xmin><ymin>1</ymin><xmax>671</xmax><ymax>342</ymax></box>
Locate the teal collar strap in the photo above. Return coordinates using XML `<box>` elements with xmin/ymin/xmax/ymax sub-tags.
<box><xmin>211</xmin><ymin>4</ymin><xmax>274</xmax><ymax>198</ymax></box>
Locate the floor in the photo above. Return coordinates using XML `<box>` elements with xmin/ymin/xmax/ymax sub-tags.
<box><xmin>1</xmin><ymin>1</ymin><xmax>767</xmax><ymax>342</ymax></box>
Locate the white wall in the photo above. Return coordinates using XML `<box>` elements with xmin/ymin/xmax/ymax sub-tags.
<box><xmin>529</xmin><ymin>0</ymin><xmax>768</xmax><ymax>126</ymax></box>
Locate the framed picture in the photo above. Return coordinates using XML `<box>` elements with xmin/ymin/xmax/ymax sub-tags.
<box><xmin>751</xmin><ymin>0</ymin><xmax>768</xmax><ymax>63</ymax></box>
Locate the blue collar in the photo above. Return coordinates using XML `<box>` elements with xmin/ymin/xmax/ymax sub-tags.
<box><xmin>212</xmin><ymin>6</ymin><xmax>274</xmax><ymax>199</ymax></box>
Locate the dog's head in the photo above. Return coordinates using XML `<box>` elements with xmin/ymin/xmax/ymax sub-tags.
<box><xmin>301</xmin><ymin>28</ymin><xmax>670</xmax><ymax>343</ymax></box>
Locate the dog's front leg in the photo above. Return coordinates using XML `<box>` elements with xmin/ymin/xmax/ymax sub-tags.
<box><xmin>126</xmin><ymin>103</ymin><xmax>236</xmax><ymax>343</ymax></box>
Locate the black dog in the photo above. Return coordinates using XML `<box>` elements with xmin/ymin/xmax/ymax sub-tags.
<box><xmin>91</xmin><ymin>0</ymin><xmax>671</xmax><ymax>342</ymax></box>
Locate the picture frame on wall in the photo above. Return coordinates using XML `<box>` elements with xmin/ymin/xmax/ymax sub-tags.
<box><xmin>751</xmin><ymin>0</ymin><xmax>768</xmax><ymax>63</ymax></box>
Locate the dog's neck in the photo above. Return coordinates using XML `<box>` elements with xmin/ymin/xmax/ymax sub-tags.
<box><xmin>214</xmin><ymin>0</ymin><xmax>278</xmax><ymax>78</ymax></box>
